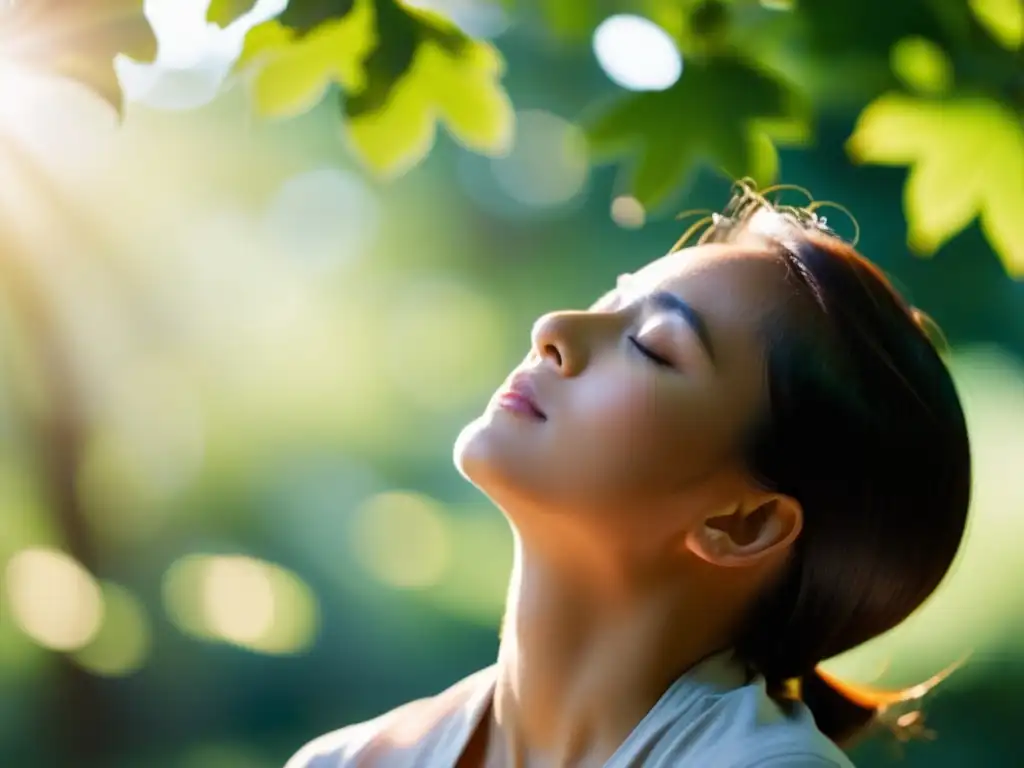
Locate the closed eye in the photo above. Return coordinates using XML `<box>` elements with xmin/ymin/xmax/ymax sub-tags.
<box><xmin>629</xmin><ymin>337</ymin><xmax>672</xmax><ymax>368</ymax></box>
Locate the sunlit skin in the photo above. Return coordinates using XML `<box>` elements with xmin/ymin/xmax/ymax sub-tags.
<box><xmin>453</xmin><ymin>243</ymin><xmax>807</xmax><ymax>767</ymax></box>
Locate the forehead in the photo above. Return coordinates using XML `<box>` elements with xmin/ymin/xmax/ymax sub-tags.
<box><xmin>628</xmin><ymin>243</ymin><xmax>789</xmax><ymax>314</ymax></box>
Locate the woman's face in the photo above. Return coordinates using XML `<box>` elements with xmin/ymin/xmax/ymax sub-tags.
<box><xmin>454</xmin><ymin>243</ymin><xmax>792</xmax><ymax>551</ymax></box>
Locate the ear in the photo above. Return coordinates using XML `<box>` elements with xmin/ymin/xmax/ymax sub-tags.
<box><xmin>684</xmin><ymin>494</ymin><xmax>803</xmax><ymax>567</ymax></box>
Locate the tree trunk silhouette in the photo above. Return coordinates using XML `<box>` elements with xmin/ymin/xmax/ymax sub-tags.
<box><xmin>0</xmin><ymin>136</ymin><xmax>115</xmax><ymax>765</ymax></box>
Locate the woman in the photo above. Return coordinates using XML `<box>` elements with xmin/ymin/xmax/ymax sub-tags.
<box><xmin>287</xmin><ymin>187</ymin><xmax>971</xmax><ymax>767</ymax></box>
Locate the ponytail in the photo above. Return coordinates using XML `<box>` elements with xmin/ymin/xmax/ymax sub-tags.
<box><xmin>798</xmin><ymin>668</ymin><xmax>882</xmax><ymax>747</ymax></box>
<box><xmin>779</xmin><ymin>659</ymin><xmax>965</xmax><ymax>748</ymax></box>
<box><xmin>734</xmin><ymin>542</ymin><xmax>965</xmax><ymax>748</ymax></box>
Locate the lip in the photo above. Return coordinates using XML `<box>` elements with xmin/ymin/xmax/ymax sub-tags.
<box><xmin>496</xmin><ymin>373</ymin><xmax>547</xmax><ymax>421</ymax></box>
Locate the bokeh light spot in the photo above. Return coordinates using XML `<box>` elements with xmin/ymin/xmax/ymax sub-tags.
<box><xmin>891</xmin><ymin>37</ymin><xmax>953</xmax><ymax>95</ymax></box>
<box><xmin>163</xmin><ymin>554</ymin><xmax>318</xmax><ymax>654</ymax></box>
<box><xmin>4</xmin><ymin>548</ymin><xmax>104</xmax><ymax>651</ymax></box>
<box><xmin>73</xmin><ymin>582</ymin><xmax>151</xmax><ymax>676</ymax></box>
<box><xmin>490</xmin><ymin>110</ymin><xmax>589</xmax><ymax>208</ymax></box>
<box><xmin>202</xmin><ymin>557</ymin><xmax>276</xmax><ymax>645</ymax></box>
<box><xmin>610</xmin><ymin>195</ymin><xmax>646</xmax><ymax>229</ymax></box>
<box><xmin>264</xmin><ymin>167</ymin><xmax>379</xmax><ymax>272</ymax></box>
<box><xmin>592</xmin><ymin>15</ymin><xmax>682</xmax><ymax>92</ymax></box>
<box><xmin>351</xmin><ymin>492</ymin><xmax>451</xmax><ymax>589</ymax></box>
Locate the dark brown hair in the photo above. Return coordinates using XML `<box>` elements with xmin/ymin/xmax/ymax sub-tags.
<box><xmin>684</xmin><ymin>185</ymin><xmax>971</xmax><ymax>747</ymax></box>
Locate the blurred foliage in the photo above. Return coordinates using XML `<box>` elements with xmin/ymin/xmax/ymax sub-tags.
<box><xmin>205</xmin><ymin>0</ymin><xmax>1023</xmax><ymax>274</ymax></box>
<box><xmin>233</xmin><ymin>0</ymin><xmax>377</xmax><ymax>117</ymax></box>
<box><xmin>0</xmin><ymin>1</ymin><xmax>1022</xmax><ymax>766</ymax></box>
<box><xmin>4</xmin><ymin>0</ymin><xmax>1021</xmax><ymax>272</ymax></box>
<box><xmin>0</xmin><ymin>0</ymin><xmax>156</xmax><ymax>113</ymax></box>
<box><xmin>584</xmin><ymin>54</ymin><xmax>804</xmax><ymax>203</ymax></box>
<box><xmin>217</xmin><ymin>0</ymin><xmax>514</xmax><ymax>176</ymax></box>
<box><xmin>847</xmin><ymin>95</ymin><xmax>1024</xmax><ymax>274</ymax></box>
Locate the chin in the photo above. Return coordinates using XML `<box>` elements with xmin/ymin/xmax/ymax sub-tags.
<box><xmin>453</xmin><ymin>416</ymin><xmax>483</xmax><ymax>479</ymax></box>
<box><xmin>453</xmin><ymin>412</ymin><xmax>502</xmax><ymax>485</ymax></box>
<box><xmin>452</xmin><ymin>411</ymin><xmax>546</xmax><ymax>511</ymax></box>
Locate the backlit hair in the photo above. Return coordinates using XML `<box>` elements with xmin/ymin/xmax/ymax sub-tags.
<box><xmin>678</xmin><ymin>182</ymin><xmax>970</xmax><ymax>747</ymax></box>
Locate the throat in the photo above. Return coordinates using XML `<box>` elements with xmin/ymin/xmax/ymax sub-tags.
<box><xmin>488</xmin><ymin>537</ymin><xmax>740</xmax><ymax>766</ymax></box>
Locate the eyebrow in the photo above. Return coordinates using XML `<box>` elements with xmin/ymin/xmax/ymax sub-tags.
<box><xmin>647</xmin><ymin>290</ymin><xmax>716</xmax><ymax>363</ymax></box>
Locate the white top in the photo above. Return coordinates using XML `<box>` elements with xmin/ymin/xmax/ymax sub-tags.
<box><xmin>285</xmin><ymin>652</ymin><xmax>855</xmax><ymax>767</ymax></box>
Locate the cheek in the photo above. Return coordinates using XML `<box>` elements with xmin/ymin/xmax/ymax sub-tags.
<box><xmin>565</xmin><ymin>374</ymin><xmax>693</xmax><ymax>486</ymax></box>
<box><xmin>570</xmin><ymin>371</ymin><xmax>748</xmax><ymax>491</ymax></box>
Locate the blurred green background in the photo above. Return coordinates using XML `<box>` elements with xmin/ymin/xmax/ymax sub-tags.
<box><xmin>0</xmin><ymin>0</ymin><xmax>1022</xmax><ymax>766</ymax></box>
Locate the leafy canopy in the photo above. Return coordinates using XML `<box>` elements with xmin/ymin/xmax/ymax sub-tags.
<box><xmin>200</xmin><ymin>0</ymin><xmax>1024</xmax><ymax>274</ymax></box>
<box><xmin>584</xmin><ymin>55</ymin><xmax>806</xmax><ymax>207</ymax></box>
<box><xmin>3</xmin><ymin>0</ymin><xmax>1023</xmax><ymax>274</ymax></box>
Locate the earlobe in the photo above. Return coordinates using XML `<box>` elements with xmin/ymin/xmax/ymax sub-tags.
<box><xmin>685</xmin><ymin>495</ymin><xmax>803</xmax><ymax>567</ymax></box>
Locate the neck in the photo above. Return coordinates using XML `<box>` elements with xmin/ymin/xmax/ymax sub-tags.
<box><xmin>489</xmin><ymin>529</ymin><xmax>741</xmax><ymax>767</ymax></box>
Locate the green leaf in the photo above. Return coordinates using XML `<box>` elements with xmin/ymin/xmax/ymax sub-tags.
<box><xmin>233</xmin><ymin>0</ymin><xmax>512</xmax><ymax>177</ymax></box>
<box><xmin>342</xmin><ymin>0</ymin><xmax>513</xmax><ymax>178</ymax></box>
<box><xmin>279</xmin><ymin>0</ymin><xmax>358</xmax><ymax>35</ymax></box>
<box><xmin>0</xmin><ymin>0</ymin><xmax>157</xmax><ymax>115</ymax></box>
<box><xmin>345</xmin><ymin>35</ymin><xmax>514</xmax><ymax>178</ymax></box>
<box><xmin>968</xmin><ymin>0</ymin><xmax>1024</xmax><ymax>50</ymax></box>
<box><xmin>238</xmin><ymin>0</ymin><xmax>376</xmax><ymax>118</ymax></box>
<box><xmin>848</xmin><ymin>93</ymin><xmax>1024</xmax><ymax>276</ymax></box>
<box><xmin>207</xmin><ymin>0</ymin><xmax>260</xmax><ymax>27</ymax></box>
<box><xmin>584</xmin><ymin>55</ymin><xmax>804</xmax><ymax>206</ymax></box>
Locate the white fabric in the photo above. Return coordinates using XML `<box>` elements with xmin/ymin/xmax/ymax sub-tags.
<box><xmin>286</xmin><ymin>652</ymin><xmax>854</xmax><ymax>767</ymax></box>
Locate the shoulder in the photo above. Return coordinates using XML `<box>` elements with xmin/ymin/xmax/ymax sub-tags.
<box><xmin>647</xmin><ymin>676</ymin><xmax>854</xmax><ymax>768</ymax></box>
<box><xmin>285</xmin><ymin>666</ymin><xmax>496</xmax><ymax>768</ymax></box>
<box><xmin>707</xmin><ymin>680</ymin><xmax>855</xmax><ymax>768</ymax></box>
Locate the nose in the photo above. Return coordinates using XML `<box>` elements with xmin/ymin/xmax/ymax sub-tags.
<box><xmin>530</xmin><ymin>311</ymin><xmax>589</xmax><ymax>376</ymax></box>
